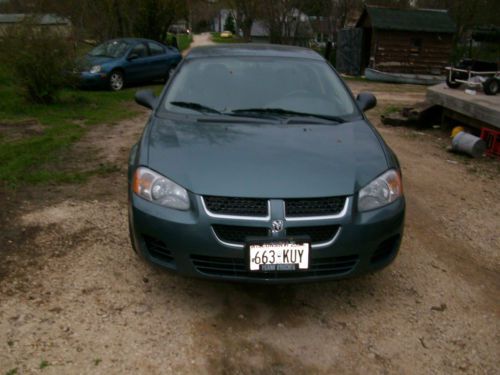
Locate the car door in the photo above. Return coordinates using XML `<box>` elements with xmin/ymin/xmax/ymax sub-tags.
<box><xmin>124</xmin><ymin>42</ymin><xmax>153</xmax><ymax>82</ymax></box>
<box><xmin>147</xmin><ymin>41</ymin><xmax>170</xmax><ymax>79</ymax></box>
<box><xmin>165</xmin><ymin>46</ymin><xmax>183</xmax><ymax>70</ymax></box>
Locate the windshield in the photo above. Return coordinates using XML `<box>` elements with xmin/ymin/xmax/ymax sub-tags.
<box><xmin>89</xmin><ymin>40</ymin><xmax>130</xmax><ymax>58</ymax></box>
<box><xmin>162</xmin><ymin>57</ymin><xmax>359</xmax><ymax>120</ymax></box>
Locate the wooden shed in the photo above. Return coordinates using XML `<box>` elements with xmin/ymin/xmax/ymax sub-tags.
<box><xmin>337</xmin><ymin>6</ymin><xmax>456</xmax><ymax>78</ymax></box>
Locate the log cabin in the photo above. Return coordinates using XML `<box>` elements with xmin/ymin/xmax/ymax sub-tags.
<box><xmin>337</xmin><ymin>6</ymin><xmax>456</xmax><ymax>78</ymax></box>
<box><xmin>357</xmin><ymin>6</ymin><xmax>456</xmax><ymax>75</ymax></box>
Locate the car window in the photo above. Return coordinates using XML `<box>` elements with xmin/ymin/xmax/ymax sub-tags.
<box><xmin>148</xmin><ymin>42</ymin><xmax>165</xmax><ymax>56</ymax></box>
<box><xmin>89</xmin><ymin>40</ymin><xmax>129</xmax><ymax>58</ymax></box>
<box><xmin>130</xmin><ymin>43</ymin><xmax>148</xmax><ymax>58</ymax></box>
<box><xmin>162</xmin><ymin>57</ymin><xmax>359</xmax><ymax>120</ymax></box>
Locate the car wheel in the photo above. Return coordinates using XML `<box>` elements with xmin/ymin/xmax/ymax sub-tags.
<box><xmin>109</xmin><ymin>70</ymin><xmax>124</xmax><ymax>91</ymax></box>
<box><xmin>446</xmin><ymin>75</ymin><xmax>461</xmax><ymax>89</ymax></box>
<box><xmin>483</xmin><ymin>77</ymin><xmax>499</xmax><ymax>95</ymax></box>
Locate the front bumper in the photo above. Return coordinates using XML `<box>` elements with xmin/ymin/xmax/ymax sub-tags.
<box><xmin>78</xmin><ymin>71</ymin><xmax>108</xmax><ymax>89</ymax></box>
<box><xmin>129</xmin><ymin>194</ymin><xmax>405</xmax><ymax>284</ymax></box>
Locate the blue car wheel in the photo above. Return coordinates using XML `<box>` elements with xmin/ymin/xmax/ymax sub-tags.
<box><xmin>109</xmin><ymin>70</ymin><xmax>124</xmax><ymax>91</ymax></box>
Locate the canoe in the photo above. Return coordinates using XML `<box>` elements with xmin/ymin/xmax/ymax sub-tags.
<box><xmin>364</xmin><ymin>68</ymin><xmax>445</xmax><ymax>85</ymax></box>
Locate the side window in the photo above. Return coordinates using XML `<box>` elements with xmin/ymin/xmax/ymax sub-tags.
<box><xmin>130</xmin><ymin>43</ymin><xmax>148</xmax><ymax>58</ymax></box>
<box><xmin>148</xmin><ymin>42</ymin><xmax>165</xmax><ymax>56</ymax></box>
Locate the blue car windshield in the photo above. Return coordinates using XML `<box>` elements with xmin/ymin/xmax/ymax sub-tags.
<box><xmin>162</xmin><ymin>57</ymin><xmax>360</xmax><ymax>120</ymax></box>
<box><xmin>89</xmin><ymin>40</ymin><xmax>129</xmax><ymax>58</ymax></box>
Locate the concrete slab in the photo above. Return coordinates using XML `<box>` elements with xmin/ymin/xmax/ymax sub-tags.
<box><xmin>426</xmin><ymin>83</ymin><xmax>500</xmax><ymax>129</ymax></box>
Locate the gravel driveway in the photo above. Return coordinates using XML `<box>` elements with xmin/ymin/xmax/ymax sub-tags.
<box><xmin>0</xmin><ymin>80</ymin><xmax>498</xmax><ymax>375</ymax></box>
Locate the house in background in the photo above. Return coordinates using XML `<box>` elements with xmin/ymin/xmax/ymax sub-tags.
<box><xmin>212</xmin><ymin>8</ymin><xmax>312</xmax><ymax>45</ymax></box>
<box><xmin>336</xmin><ymin>6</ymin><xmax>456</xmax><ymax>82</ymax></box>
<box><xmin>251</xmin><ymin>9</ymin><xmax>312</xmax><ymax>44</ymax></box>
<box><xmin>0</xmin><ymin>13</ymin><xmax>72</xmax><ymax>36</ymax></box>
<box><xmin>309</xmin><ymin>16</ymin><xmax>334</xmax><ymax>45</ymax></box>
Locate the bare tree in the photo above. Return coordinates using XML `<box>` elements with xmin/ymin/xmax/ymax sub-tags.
<box><xmin>417</xmin><ymin>0</ymin><xmax>500</xmax><ymax>40</ymax></box>
<box><xmin>231</xmin><ymin>0</ymin><xmax>260</xmax><ymax>40</ymax></box>
<box><xmin>4</xmin><ymin>0</ymin><xmax>188</xmax><ymax>42</ymax></box>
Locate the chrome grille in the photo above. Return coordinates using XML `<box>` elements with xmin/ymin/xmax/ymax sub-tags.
<box><xmin>212</xmin><ymin>224</ymin><xmax>339</xmax><ymax>245</ymax></box>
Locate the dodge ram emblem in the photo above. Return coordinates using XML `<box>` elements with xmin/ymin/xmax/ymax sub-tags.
<box><xmin>271</xmin><ymin>220</ymin><xmax>284</xmax><ymax>233</ymax></box>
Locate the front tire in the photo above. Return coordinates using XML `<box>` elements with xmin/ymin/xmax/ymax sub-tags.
<box><xmin>109</xmin><ymin>70</ymin><xmax>124</xmax><ymax>91</ymax></box>
<box><xmin>483</xmin><ymin>77</ymin><xmax>499</xmax><ymax>95</ymax></box>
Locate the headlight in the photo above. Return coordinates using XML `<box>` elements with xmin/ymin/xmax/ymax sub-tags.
<box><xmin>133</xmin><ymin>167</ymin><xmax>190</xmax><ymax>210</ymax></box>
<box><xmin>358</xmin><ymin>169</ymin><xmax>402</xmax><ymax>212</ymax></box>
<box><xmin>89</xmin><ymin>65</ymin><xmax>102</xmax><ymax>74</ymax></box>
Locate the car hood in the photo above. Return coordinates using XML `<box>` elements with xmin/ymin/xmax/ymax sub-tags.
<box><xmin>146</xmin><ymin>117</ymin><xmax>389</xmax><ymax>198</ymax></box>
<box><xmin>79</xmin><ymin>55</ymin><xmax>116</xmax><ymax>70</ymax></box>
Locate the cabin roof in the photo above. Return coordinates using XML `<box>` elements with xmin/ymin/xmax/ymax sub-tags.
<box><xmin>357</xmin><ymin>6</ymin><xmax>456</xmax><ymax>34</ymax></box>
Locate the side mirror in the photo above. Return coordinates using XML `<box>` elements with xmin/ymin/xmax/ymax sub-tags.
<box><xmin>128</xmin><ymin>53</ymin><xmax>139</xmax><ymax>61</ymax></box>
<box><xmin>135</xmin><ymin>89</ymin><xmax>157</xmax><ymax>110</ymax></box>
<box><xmin>356</xmin><ymin>92</ymin><xmax>377</xmax><ymax>112</ymax></box>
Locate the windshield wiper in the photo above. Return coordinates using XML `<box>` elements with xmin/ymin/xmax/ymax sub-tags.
<box><xmin>231</xmin><ymin>108</ymin><xmax>346</xmax><ymax>123</ymax></box>
<box><xmin>169</xmin><ymin>101</ymin><xmax>222</xmax><ymax>114</ymax></box>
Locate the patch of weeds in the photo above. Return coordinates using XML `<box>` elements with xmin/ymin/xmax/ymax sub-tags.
<box><xmin>166</xmin><ymin>33</ymin><xmax>192</xmax><ymax>51</ymax></box>
<box><xmin>177</xmin><ymin>34</ymin><xmax>193</xmax><ymax>51</ymax></box>
<box><xmin>94</xmin><ymin>358</ymin><xmax>102</xmax><ymax>366</ymax></box>
<box><xmin>18</xmin><ymin>163</ymin><xmax>122</xmax><ymax>186</ymax></box>
<box><xmin>39</xmin><ymin>360</ymin><xmax>50</xmax><ymax>369</ymax></box>
<box><xmin>96</xmin><ymin>163</ymin><xmax>121</xmax><ymax>175</ymax></box>
<box><xmin>0</xmin><ymin>61</ymin><xmax>142</xmax><ymax>188</ymax></box>
<box><xmin>5</xmin><ymin>369</ymin><xmax>18</xmax><ymax>375</ymax></box>
<box><xmin>24</xmin><ymin>170</ymin><xmax>90</xmax><ymax>185</ymax></box>
<box><xmin>382</xmin><ymin>105</ymin><xmax>401</xmax><ymax>116</ymax></box>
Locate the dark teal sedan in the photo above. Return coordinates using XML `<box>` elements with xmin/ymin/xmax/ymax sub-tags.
<box><xmin>79</xmin><ymin>38</ymin><xmax>182</xmax><ymax>91</ymax></box>
<box><xmin>128</xmin><ymin>44</ymin><xmax>405</xmax><ymax>283</ymax></box>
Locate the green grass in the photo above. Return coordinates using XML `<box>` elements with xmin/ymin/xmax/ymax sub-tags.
<box><xmin>177</xmin><ymin>34</ymin><xmax>193</xmax><ymax>51</ymax></box>
<box><xmin>211</xmin><ymin>32</ymin><xmax>244</xmax><ymax>44</ymax></box>
<box><xmin>166</xmin><ymin>33</ymin><xmax>192</xmax><ymax>51</ymax></box>
<box><xmin>382</xmin><ymin>105</ymin><xmax>402</xmax><ymax>116</ymax></box>
<box><xmin>0</xmin><ymin>63</ymin><xmax>143</xmax><ymax>188</ymax></box>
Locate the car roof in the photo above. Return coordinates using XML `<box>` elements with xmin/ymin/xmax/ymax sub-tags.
<box><xmin>185</xmin><ymin>44</ymin><xmax>324</xmax><ymax>61</ymax></box>
<box><xmin>108</xmin><ymin>37</ymin><xmax>163</xmax><ymax>45</ymax></box>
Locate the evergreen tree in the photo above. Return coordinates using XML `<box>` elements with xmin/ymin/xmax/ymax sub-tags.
<box><xmin>224</xmin><ymin>12</ymin><xmax>236</xmax><ymax>33</ymax></box>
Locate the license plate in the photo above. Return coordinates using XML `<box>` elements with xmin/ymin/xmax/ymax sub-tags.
<box><xmin>248</xmin><ymin>240</ymin><xmax>310</xmax><ymax>271</ymax></box>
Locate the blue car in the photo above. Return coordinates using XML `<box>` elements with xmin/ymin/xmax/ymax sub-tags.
<box><xmin>79</xmin><ymin>38</ymin><xmax>182</xmax><ymax>91</ymax></box>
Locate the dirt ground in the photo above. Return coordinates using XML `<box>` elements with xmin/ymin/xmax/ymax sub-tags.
<box><xmin>1</xmin><ymin>79</ymin><xmax>499</xmax><ymax>375</ymax></box>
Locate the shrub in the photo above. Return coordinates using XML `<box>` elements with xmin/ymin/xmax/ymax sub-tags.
<box><xmin>224</xmin><ymin>13</ymin><xmax>236</xmax><ymax>34</ymax></box>
<box><xmin>0</xmin><ymin>20</ymin><xmax>76</xmax><ymax>104</ymax></box>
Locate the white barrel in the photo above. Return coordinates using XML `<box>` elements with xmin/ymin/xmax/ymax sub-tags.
<box><xmin>451</xmin><ymin>131</ymin><xmax>486</xmax><ymax>158</ymax></box>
